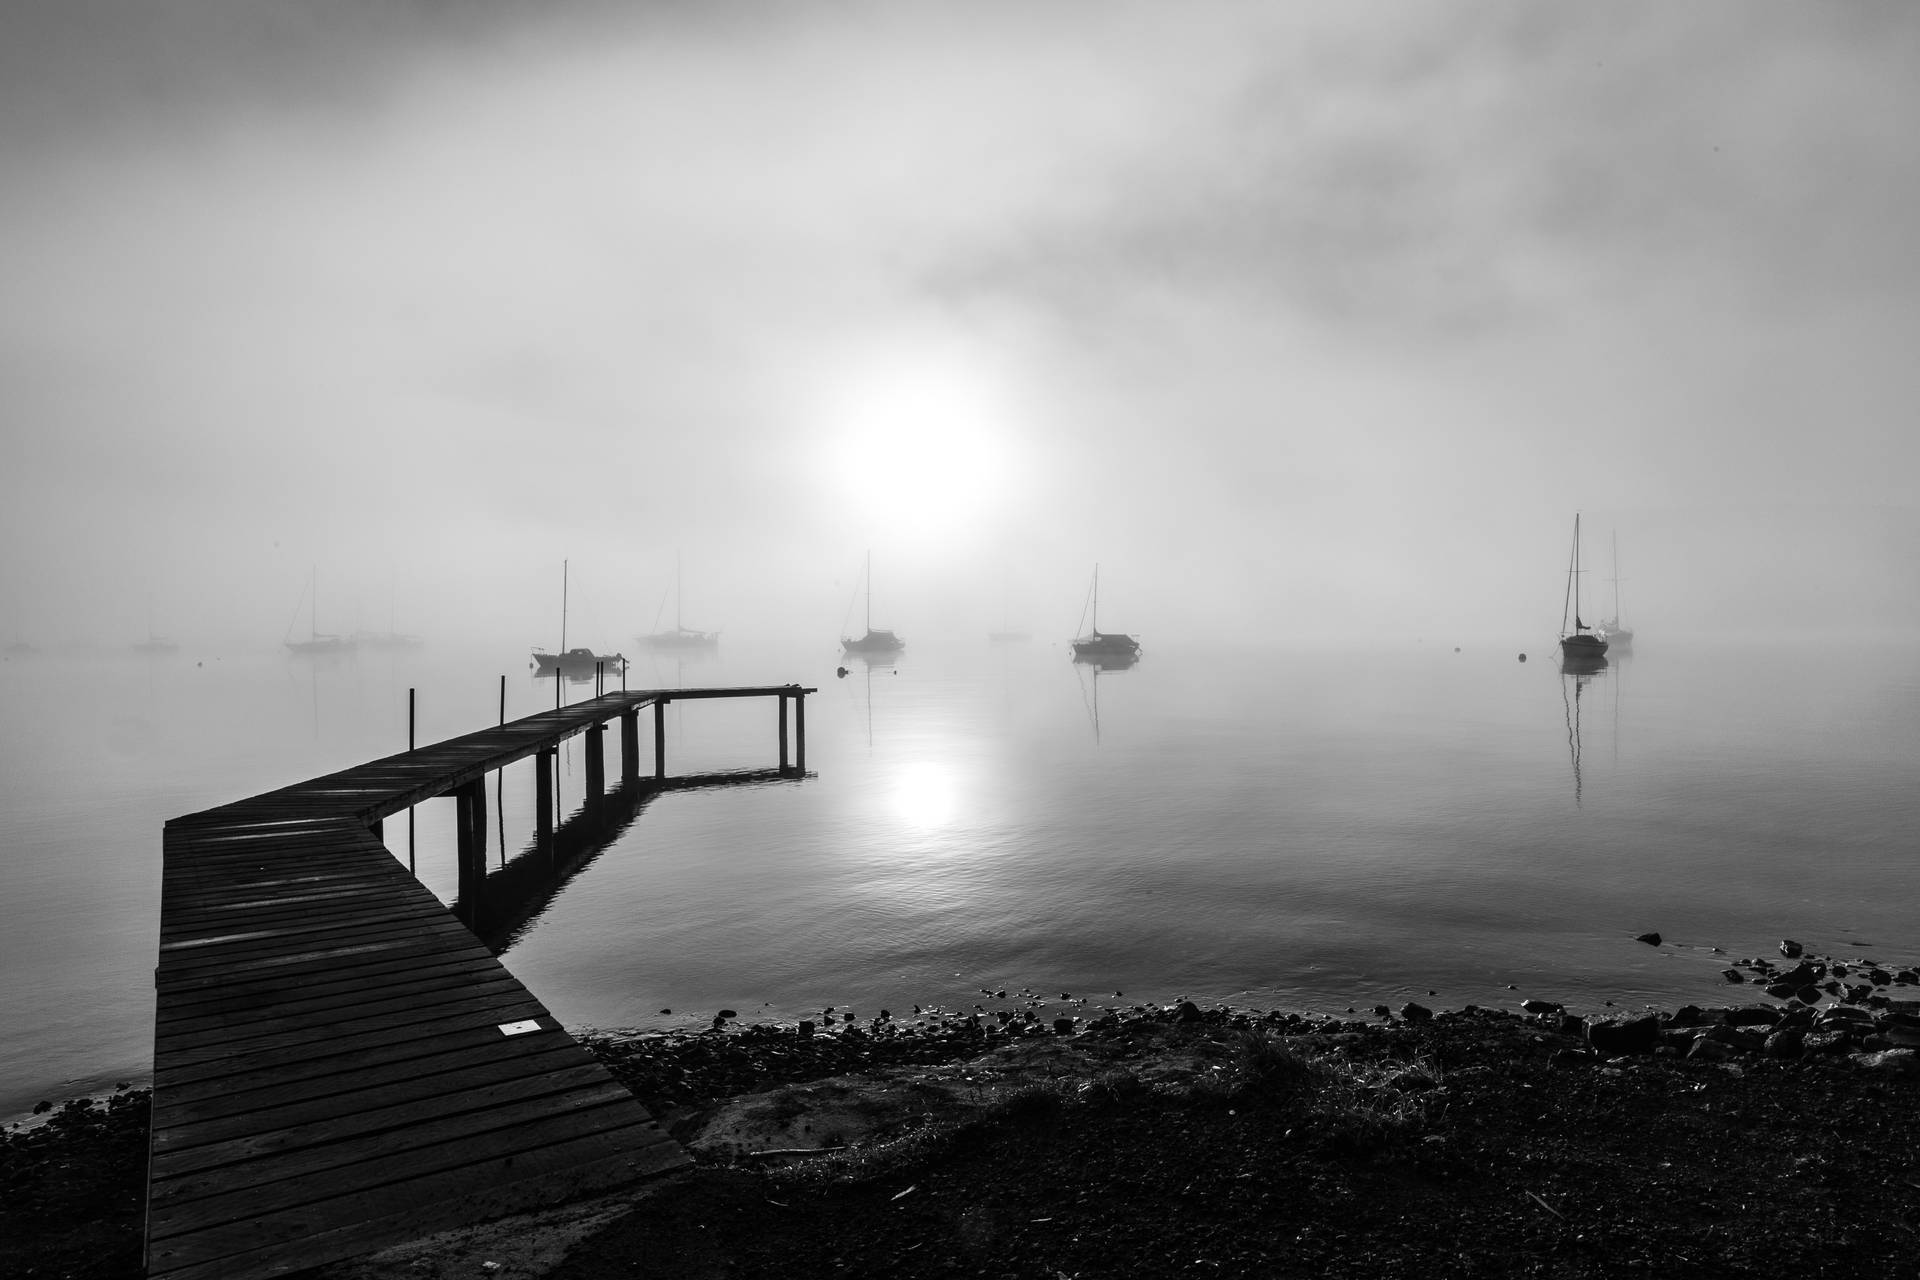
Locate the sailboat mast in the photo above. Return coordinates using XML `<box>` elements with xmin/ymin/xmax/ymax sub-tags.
<box><xmin>1572</xmin><ymin>515</ymin><xmax>1582</xmax><ymax>629</ymax></box>
<box><xmin>865</xmin><ymin>550</ymin><xmax>873</xmax><ymax>634</ymax></box>
<box><xmin>1611</xmin><ymin>531</ymin><xmax>1624</xmax><ymax>625</ymax></box>
<box><xmin>561</xmin><ymin>559</ymin><xmax>568</xmax><ymax>653</ymax></box>
<box><xmin>1092</xmin><ymin>564</ymin><xmax>1100</xmax><ymax>634</ymax></box>
<box><xmin>676</xmin><ymin>550</ymin><xmax>684</xmax><ymax>631</ymax></box>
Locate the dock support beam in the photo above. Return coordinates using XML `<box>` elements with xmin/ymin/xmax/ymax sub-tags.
<box><xmin>778</xmin><ymin>695</ymin><xmax>789</xmax><ymax>772</ymax></box>
<box><xmin>795</xmin><ymin>690</ymin><xmax>806</xmax><ymax>773</ymax></box>
<box><xmin>654</xmin><ymin>700</ymin><xmax>667</xmax><ymax>780</ymax></box>
<box><xmin>620</xmin><ymin>710</ymin><xmax>639</xmax><ymax>784</ymax></box>
<box><xmin>535</xmin><ymin>747</ymin><xmax>555</xmax><ymax>859</ymax></box>
<box><xmin>585</xmin><ymin>721</ymin><xmax>605</xmax><ymax>816</ymax></box>
<box><xmin>456</xmin><ymin>778</ymin><xmax>487</xmax><ymax>923</ymax></box>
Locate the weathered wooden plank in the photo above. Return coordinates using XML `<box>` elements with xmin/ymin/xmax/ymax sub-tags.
<box><xmin>147</xmin><ymin>1134</ymin><xmax>683</xmax><ymax>1280</ymax></box>
<box><xmin>151</xmin><ymin>1081</ymin><xmax>641</xmax><ymax>1206</ymax></box>
<box><xmin>158</xmin><ymin>949</ymin><xmax>502</xmax><ymax>1018</ymax></box>
<box><xmin>157</xmin><ymin>961</ymin><xmax>532</xmax><ymax>1039</ymax></box>
<box><xmin>154</xmin><ymin>1023</ymin><xmax>579</xmax><ymax>1111</ymax></box>
<box><xmin>152</xmin><ymin>1041</ymin><xmax>595</xmax><ymax>1138</ymax></box>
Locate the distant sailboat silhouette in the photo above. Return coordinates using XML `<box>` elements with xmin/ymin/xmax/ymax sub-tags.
<box><xmin>640</xmin><ymin>552</ymin><xmax>719</xmax><ymax>649</ymax></box>
<box><xmin>285</xmin><ymin>569</ymin><xmax>355</xmax><ymax>656</ymax></box>
<box><xmin>1070</xmin><ymin>565</ymin><xmax>1140</xmax><ymax>665</ymax></box>
<box><xmin>1557</xmin><ymin>515</ymin><xmax>1608</xmax><ymax>667</ymax></box>
<box><xmin>533</xmin><ymin>559</ymin><xmax>625</xmax><ymax>676</ymax></box>
<box><xmin>841</xmin><ymin>551</ymin><xmax>903</xmax><ymax>655</ymax></box>
<box><xmin>1601</xmin><ymin>531</ymin><xmax>1633</xmax><ymax>649</ymax></box>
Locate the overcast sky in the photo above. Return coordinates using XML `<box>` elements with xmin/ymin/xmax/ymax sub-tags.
<box><xmin>2</xmin><ymin>0</ymin><xmax>1915</xmax><ymax>651</ymax></box>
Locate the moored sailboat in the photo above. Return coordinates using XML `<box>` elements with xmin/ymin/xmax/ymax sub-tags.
<box><xmin>285</xmin><ymin>569</ymin><xmax>356</xmax><ymax>656</ymax></box>
<box><xmin>1071</xmin><ymin>565</ymin><xmax>1141</xmax><ymax>664</ymax></box>
<box><xmin>1558</xmin><ymin>514</ymin><xmax>1609</xmax><ymax>667</ymax></box>
<box><xmin>532</xmin><ymin>560</ymin><xmax>625</xmax><ymax>675</ymax></box>
<box><xmin>640</xmin><ymin>553</ymin><xmax>720</xmax><ymax>649</ymax></box>
<box><xmin>1600</xmin><ymin>530</ymin><xmax>1633</xmax><ymax>648</ymax></box>
<box><xmin>841</xmin><ymin>551</ymin><xmax>903</xmax><ymax>655</ymax></box>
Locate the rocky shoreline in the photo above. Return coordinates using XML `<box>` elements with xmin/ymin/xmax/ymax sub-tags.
<box><xmin>5</xmin><ymin>944</ymin><xmax>1918</xmax><ymax>1279</ymax></box>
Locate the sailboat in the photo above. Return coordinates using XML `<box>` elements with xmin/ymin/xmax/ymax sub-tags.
<box><xmin>1558</xmin><ymin>515</ymin><xmax>1609</xmax><ymax>667</ymax></box>
<box><xmin>285</xmin><ymin>570</ymin><xmax>356</xmax><ymax>656</ymax></box>
<box><xmin>1600</xmin><ymin>531</ymin><xmax>1633</xmax><ymax>649</ymax></box>
<box><xmin>532</xmin><ymin>560</ymin><xmax>626</xmax><ymax>676</ymax></box>
<box><xmin>640</xmin><ymin>553</ymin><xmax>720</xmax><ymax>649</ymax></box>
<box><xmin>1070</xmin><ymin>565</ymin><xmax>1141</xmax><ymax>665</ymax></box>
<box><xmin>841</xmin><ymin>551</ymin><xmax>903</xmax><ymax>655</ymax></box>
<box><xmin>134</xmin><ymin>598</ymin><xmax>179</xmax><ymax>654</ymax></box>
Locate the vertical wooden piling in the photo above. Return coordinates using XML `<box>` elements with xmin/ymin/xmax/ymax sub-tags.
<box><xmin>795</xmin><ymin>690</ymin><xmax>807</xmax><ymax>772</ymax></box>
<box><xmin>408</xmin><ymin>687</ymin><xmax>417</xmax><ymax>874</ymax></box>
<box><xmin>620</xmin><ymin>709</ymin><xmax>639</xmax><ymax>783</ymax></box>
<box><xmin>455</xmin><ymin>778</ymin><xmax>487</xmax><ymax>923</ymax></box>
<box><xmin>654</xmin><ymin>699</ymin><xmax>667</xmax><ymax>780</ymax></box>
<box><xmin>585</xmin><ymin>720</ymin><xmax>605</xmax><ymax>814</ymax></box>
<box><xmin>535</xmin><ymin>746</ymin><xmax>555</xmax><ymax>859</ymax></box>
<box><xmin>778</xmin><ymin>694</ymin><xmax>789</xmax><ymax>772</ymax></box>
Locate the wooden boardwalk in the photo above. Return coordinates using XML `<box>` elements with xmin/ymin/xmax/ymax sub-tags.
<box><xmin>148</xmin><ymin>686</ymin><xmax>811</xmax><ymax>1280</ymax></box>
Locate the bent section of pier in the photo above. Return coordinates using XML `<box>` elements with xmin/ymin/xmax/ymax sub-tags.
<box><xmin>147</xmin><ymin>685</ymin><xmax>813</xmax><ymax>1280</ymax></box>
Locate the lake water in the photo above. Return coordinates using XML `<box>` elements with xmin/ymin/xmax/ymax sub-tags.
<box><xmin>3</xmin><ymin>634</ymin><xmax>1917</xmax><ymax>1121</ymax></box>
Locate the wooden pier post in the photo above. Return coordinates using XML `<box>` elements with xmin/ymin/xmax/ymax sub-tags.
<box><xmin>795</xmin><ymin>689</ymin><xmax>807</xmax><ymax>773</ymax></box>
<box><xmin>535</xmin><ymin>747</ymin><xmax>555</xmax><ymax>858</ymax></box>
<box><xmin>778</xmin><ymin>693</ymin><xmax>789</xmax><ymax>772</ymax></box>
<box><xmin>585</xmin><ymin>720</ymin><xmax>605</xmax><ymax>815</ymax></box>
<box><xmin>620</xmin><ymin>709</ymin><xmax>639</xmax><ymax>783</ymax></box>
<box><xmin>654</xmin><ymin>699</ymin><xmax>667</xmax><ymax>780</ymax></box>
<box><xmin>455</xmin><ymin>778</ymin><xmax>487</xmax><ymax>922</ymax></box>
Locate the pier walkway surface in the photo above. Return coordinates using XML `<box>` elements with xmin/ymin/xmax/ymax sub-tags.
<box><xmin>147</xmin><ymin>686</ymin><xmax>811</xmax><ymax>1280</ymax></box>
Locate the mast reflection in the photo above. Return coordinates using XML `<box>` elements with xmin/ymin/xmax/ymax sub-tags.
<box><xmin>1559</xmin><ymin>654</ymin><xmax>1609</xmax><ymax>805</ymax></box>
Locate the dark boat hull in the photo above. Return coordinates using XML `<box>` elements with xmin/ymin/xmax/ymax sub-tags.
<box><xmin>842</xmin><ymin>630</ymin><xmax>903</xmax><ymax>654</ymax></box>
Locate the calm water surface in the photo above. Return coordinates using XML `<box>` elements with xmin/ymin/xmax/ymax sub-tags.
<box><xmin>3</xmin><ymin>636</ymin><xmax>1916</xmax><ymax>1120</ymax></box>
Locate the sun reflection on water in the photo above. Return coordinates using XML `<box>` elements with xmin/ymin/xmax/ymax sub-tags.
<box><xmin>889</xmin><ymin>761</ymin><xmax>960</xmax><ymax>830</ymax></box>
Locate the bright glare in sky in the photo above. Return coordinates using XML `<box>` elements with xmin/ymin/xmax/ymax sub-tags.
<box><xmin>816</xmin><ymin>340</ymin><xmax>1026</xmax><ymax>548</ymax></box>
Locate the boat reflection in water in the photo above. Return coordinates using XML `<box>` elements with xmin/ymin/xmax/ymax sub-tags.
<box><xmin>1559</xmin><ymin>654</ymin><xmax>1610</xmax><ymax>805</ymax></box>
<box><xmin>1072</xmin><ymin>646</ymin><xmax>1137</xmax><ymax>743</ymax></box>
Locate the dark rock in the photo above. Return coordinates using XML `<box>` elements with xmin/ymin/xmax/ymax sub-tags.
<box><xmin>1722</xmin><ymin>969</ymin><xmax>1746</xmax><ymax>983</ymax></box>
<box><xmin>1764</xmin><ymin>983</ymin><xmax>1799</xmax><ymax>1000</ymax></box>
<box><xmin>1586</xmin><ymin>1013</ymin><xmax>1660</xmax><ymax>1056</ymax></box>
<box><xmin>1399</xmin><ymin>1002</ymin><xmax>1434</xmax><ymax>1023</ymax></box>
<box><xmin>1557</xmin><ymin>1014</ymin><xmax>1587</xmax><ymax>1037</ymax></box>
<box><xmin>1851</xmin><ymin>1049</ymin><xmax>1918</xmax><ymax>1073</ymax></box>
<box><xmin>1687</xmin><ymin>1036</ymin><xmax>1739</xmax><ymax>1062</ymax></box>
<box><xmin>1052</xmin><ymin>1018</ymin><xmax>1076</xmax><ymax>1036</ymax></box>
<box><xmin>1723</xmin><ymin>1006</ymin><xmax>1783</xmax><ymax>1027</ymax></box>
<box><xmin>1869</xmin><ymin>968</ymin><xmax>1893</xmax><ymax>985</ymax></box>
<box><xmin>717</xmin><ymin>1009</ymin><xmax>737</xmax><ymax>1019</ymax></box>
<box><xmin>1777</xmin><ymin>960</ymin><xmax>1824</xmax><ymax>987</ymax></box>
<box><xmin>1699</xmin><ymin>1024</ymin><xmax>1766</xmax><ymax>1053</ymax></box>
<box><xmin>1795</xmin><ymin>987</ymin><xmax>1822</xmax><ymax>1005</ymax></box>
<box><xmin>1520</xmin><ymin>999</ymin><xmax>1563</xmax><ymax>1016</ymax></box>
<box><xmin>796</xmin><ymin>1020</ymin><xmax>815</xmax><ymax>1039</ymax></box>
<box><xmin>1780</xmin><ymin>939</ymin><xmax>1804</xmax><ymax>959</ymax></box>
<box><xmin>1635</xmin><ymin>932</ymin><xmax>1662</xmax><ymax>947</ymax></box>
<box><xmin>1896</xmin><ymin>970</ymin><xmax>1919</xmax><ymax>985</ymax></box>
<box><xmin>1173</xmin><ymin>1001</ymin><xmax>1203</xmax><ymax>1024</ymax></box>
<box><xmin>1802</xmin><ymin>1030</ymin><xmax>1850</xmax><ymax>1054</ymax></box>
<box><xmin>1763</xmin><ymin>1027</ymin><xmax>1805</xmax><ymax>1059</ymax></box>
